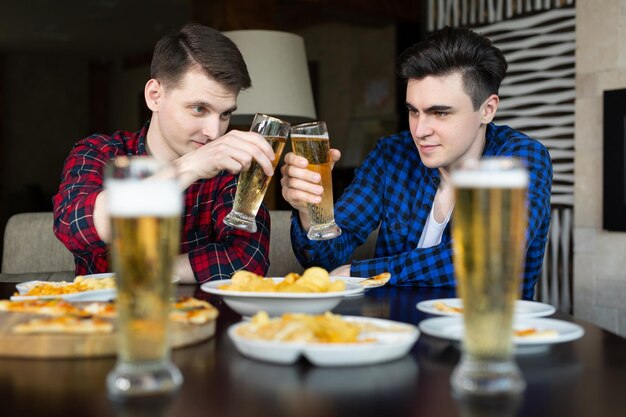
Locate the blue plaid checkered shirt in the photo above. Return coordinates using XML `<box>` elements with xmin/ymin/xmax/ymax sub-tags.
<box><xmin>290</xmin><ymin>123</ymin><xmax>552</xmax><ymax>300</ymax></box>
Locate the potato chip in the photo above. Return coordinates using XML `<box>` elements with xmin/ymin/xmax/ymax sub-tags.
<box><xmin>219</xmin><ymin>267</ymin><xmax>346</xmax><ymax>293</ymax></box>
<box><xmin>283</xmin><ymin>273</ymin><xmax>300</xmax><ymax>284</ymax></box>
<box><xmin>237</xmin><ymin>311</ymin><xmax>364</xmax><ymax>343</ymax></box>
<box><xmin>220</xmin><ymin>271</ymin><xmax>277</xmax><ymax>292</ymax></box>
<box><xmin>275</xmin><ymin>283</ymin><xmax>312</xmax><ymax>293</ymax></box>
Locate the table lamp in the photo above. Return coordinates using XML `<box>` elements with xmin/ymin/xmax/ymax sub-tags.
<box><xmin>224</xmin><ymin>30</ymin><xmax>317</xmax><ymax>125</ymax></box>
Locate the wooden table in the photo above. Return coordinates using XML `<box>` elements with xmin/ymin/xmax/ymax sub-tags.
<box><xmin>0</xmin><ymin>282</ymin><xmax>624</xmax><ymax>417</ymax></box>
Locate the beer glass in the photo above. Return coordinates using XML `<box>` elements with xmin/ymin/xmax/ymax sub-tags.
<box><xmin>223</xmin><ymin>113</ymin><xmax>290</xmax><ymax>233</ymax></box>
<box><xmin>450</xmin><ymin>157</ymin><xmax>528</xmax><ymax>396</ymax></box>
<box><xmin>290</xmin><ymin>121</ymin><xmax>342</xmax><ymax>240</ymax></box>
<box><xmin>105</xmin><ymin>156</ymin><xmax>183</xmax><ymax>399</ymax></box>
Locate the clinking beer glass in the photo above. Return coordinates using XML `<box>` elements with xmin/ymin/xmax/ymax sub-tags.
<box><xmin>223</xmin><ymin>113</ymin><xmax>290</xmax><ymax>233</ymax></box>
<box><xmin>290</xmin><ymin>121</ymin><xmax>342</xmax><ymax>240</ymax></box>
<box><xmin>450</xmin><ymin>157</ymin><xmax>528</xmax><ymax>396</ymax></box>
<box><xmin>105</xmin><ymin>156</ymin><xmax>183</xmax><ymax>399</ymax></box>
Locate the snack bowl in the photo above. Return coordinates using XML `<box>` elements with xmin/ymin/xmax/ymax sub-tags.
<box><xmin>228</xmin><ymin>316</ymin><xmax>419</xmax><ymax>367</ymax></box>
<box><xmin>201</xmin><ymin>278</ymin><xmax>364</xmax><ymax>317</ymax></box>
<box><xmin>302</xmin><ymin>332</ymin><xmax>417</xmax><ymax>366</ymax></box>
<box><xmin>229</xmin><ymin>337</ymin><xmax>304</xmax><ymax>365</ymax></box>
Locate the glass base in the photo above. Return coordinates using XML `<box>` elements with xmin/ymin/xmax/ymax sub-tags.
<box><xmin>223</xmin><ymin>210</ymin><xmax>257</xmax><ymax>233</ymax></box>
<box><xmin>307</xmin><ymin>222</ymin><xmax>342</xmax><ymax>240</ymax></box>
<box><xmin>107</xmin><ymin>360</ymin><xmax>183</xmax><ymax>400</ymax></box>
<box><xmin>451</xmin><ymin>355</ymin><xmax>525</xmax><ymax>397</ymax></box>
<box><xmin>454</xmin><ymin>391</ymin><xmax>523</xmax><ymax>417</ymax></box>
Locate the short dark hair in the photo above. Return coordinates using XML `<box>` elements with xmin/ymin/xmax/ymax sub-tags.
<box><xmin>397</xmin><ymin>26</ymin><xmax>507</xmax><ymax>109</ymax></box>
<box><xmin>150</xmin><ymin>23</ymin><xmax>251</xmax><ymax>93</ymax></box>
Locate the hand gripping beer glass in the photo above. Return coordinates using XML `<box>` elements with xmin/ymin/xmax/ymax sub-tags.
<box><xmin>105</xmin><ymin>156</ymin><xmax>183</xmax><ymax>399</ymax></box>
<box><xmin>450</xmin><ymin>157</ymin><xmax>528</xmax><ymax>397</ymax></box>
<box><xmin>223</xmin><ymin>113</ymin><xmax>290</xmax><ymax>233</ymax></box>
<box><xmin>290</xmin><ymin>121</ymin><xmax>342</xmax><ymax>240</ymax></box>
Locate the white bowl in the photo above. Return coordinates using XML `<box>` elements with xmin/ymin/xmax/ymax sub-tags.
<box><xmin>200</xmin><ymin>278</ymin><xmax>364</xmax><ymax>317</ymax></box>
<box><xmin>228</xmin><ymin>316</ymin><xmax>419</xmax><ymax>366</ymax></box>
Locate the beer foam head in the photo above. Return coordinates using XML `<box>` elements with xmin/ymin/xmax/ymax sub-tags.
<box><xmin>290</xmin><ymin>121</ymin><xmax>328</xmax><ymax>137</ymax></box>
<box><xmin>291</xmin><ymin>133</ymin><xmax>329</xmax><ymax>140</ymax></box>
<box><xmin>451</xmin><ymin>158</ymin><xmax>528</xmax><ymax>188</ymax></box>
<box><xmin>107</xmin><ymin>179</ymin><xmax>182</xmax><ymax>217</ymax></box>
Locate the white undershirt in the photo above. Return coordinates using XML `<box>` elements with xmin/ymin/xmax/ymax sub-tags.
<box><xmin>417</xmin><ymin>201</ymin><xmax>454</xmax><ymax>248</ymax></box>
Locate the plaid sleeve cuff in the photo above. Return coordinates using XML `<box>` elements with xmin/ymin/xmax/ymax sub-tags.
<box><xmin>68</xmin><ymin>192</ymin><xmax>107</xmax><ymax>252</ymax></box>
<box><xmin>349</xmin><ymin>258</ymin><xmax>385</xmax><ymax>279</ymax></box>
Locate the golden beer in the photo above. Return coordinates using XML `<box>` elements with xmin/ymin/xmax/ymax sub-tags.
<box><xmin>453</xmin><ymin>186</ymin><xmax>527</xmax><ymax>358</ymax></box>
<box><xmin>290</xmin><ymin>120</ymin><xmax>342</xmax><ymax>240</ymax></box>
<box><xmin>110</xmin><ymin>215</ymin><xmax>180</xmax><ymax>362</ymax></box>
<box><xmin>450</xmin><ymin>158</ymin><xmax>528</xmax><ymax>396</ymax></box>
<box><xmin>224</xmin><ymin>114</ymin><xmax>290</xmax><ymax>233</ymax></box>
<box><xmin>105</xmin><ymin>157</ymin><xmax>183</xmax><ymax>398</ymax></box>
<box><xmin>231</xmin><ymin>136</ymin><xmax>286</xmax><ymax>217</ymax></box>
<box><xmin>290</xmin><ymin>135</ymin><xmax>336</xmax><ymax>227</ymax></box>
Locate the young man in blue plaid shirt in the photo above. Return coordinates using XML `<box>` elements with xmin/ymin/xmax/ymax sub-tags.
<box><xmin>280</xmin><ymin>26</ymin><xmax>552</xmax><ymax>300</ymax></box>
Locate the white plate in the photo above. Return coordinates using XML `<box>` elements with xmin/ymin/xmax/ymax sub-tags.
<box><xmin>200</xmin><ymin>278</ymin><xmax>364</xmax><ymax>317</ymax></box>
<box><xmin>12</xmin><ymin>273</ymin><xmax>180</xmax><ymax>302</ymax></box>
<box><xmin>416</xmin><ymin>298</ymin><xmax>556</xmax><ymax>318</ymax></box>
<box><xmin>228</xmin><ymin>316</ymin><xmax>419</xmax><ymax>366</ymax></box>
<box><xmin>419</xmin><ymin>316</ymin><xmax>584</xmax><ymax>354</ymax></box>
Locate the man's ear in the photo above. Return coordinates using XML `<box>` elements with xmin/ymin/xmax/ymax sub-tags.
<box><xmin>481</xmin><ymin>94</ymin><xmax>499</xmax><ymax>124</ymax></box>
<box><xmin>145</xmin><ymin>79</ymin><xmax>162</xmax><ymax>112</ymax></box>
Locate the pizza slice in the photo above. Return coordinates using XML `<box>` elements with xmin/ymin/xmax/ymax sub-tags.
<box><xmin>0</xmin><ymin>299</ymin><xmax>90</xmax><ymax>317</ymax></box>
<box><xmin>433</xmin><ymin>301</ymin><xmax>464</xmax><ymax>314</ymax></box>
<box><xmin>513</xmin><ymin>327</ymin><xmax>559</xmax><ymax>339</ymax></box>
<box><xmin>1</xmin><ymin>296</ymin><xmax>218</xmax><ymax>332</ymax></box>
<box><xmin>358</xmin><ymin>272</ymin><xmax>391</xmax><ymax>288</ymax></box>
<box><xmin>81</xmin><ymin>297</ymin><xmax>218</xmax><ymax>324</ymax></box>
<box><xmin>169</xmin><ymin>297</ymin><xmax>219</xmax><ymax>324</ymax></box>
<box><xmin>81</xmin><ymin>302</ymin><xmax>116</xmax><ymax>318</ymax></box>
<box><xmin>12</xmin><ymin>316</ymin><xmax>113</xmax><ymax>334</ymax></box>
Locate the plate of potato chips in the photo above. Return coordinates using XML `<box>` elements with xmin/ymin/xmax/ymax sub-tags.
<box><xmin>201</xmin><ymin>267</ymin><xmax>364</xmax><ymax>317</ymax></box>
<box><xmin>228</xmin><ymin>311</ymin><xmax>419</xmax><ymax>366</ymax></box>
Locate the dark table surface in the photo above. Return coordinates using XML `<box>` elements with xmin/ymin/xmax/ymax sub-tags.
<box><xmin>0</xmin><ymin>282</ymin><xmax>624</xmax><ymax>417</ymax></box>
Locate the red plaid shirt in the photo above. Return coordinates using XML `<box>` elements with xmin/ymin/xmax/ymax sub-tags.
<box><xmin>52</xmin><ymin>122</ymin><xmax>271</xmax><ymax>282</ymax></box>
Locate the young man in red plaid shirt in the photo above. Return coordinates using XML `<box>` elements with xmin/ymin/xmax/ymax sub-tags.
<box><xmin>53</xmin><ymin>24</ymin><xmax>275</xmax><ymax>283</ymax></box>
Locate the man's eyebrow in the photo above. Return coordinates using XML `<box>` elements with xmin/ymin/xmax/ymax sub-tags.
<box><xmin>187</xmin><ymin>100</ymin><xmax>212</xmax><ymax>109</ymax></box>
<box><xmin>188</xmin><ymin>101</ymin><xmax>237</xmax><ymax>113</ymax></box>
<box><xmin>424</xmin><ymin>105</ymin><xmax>453</xmax><ymax>113</ymax></box>
<box><xmin>404</xmin><ymin>103</ymin><xmax>453</xmax><ymax>113</ymax></box>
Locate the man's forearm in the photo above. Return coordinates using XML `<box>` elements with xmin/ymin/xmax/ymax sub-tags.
<box><xmin>93</xmin><ymin>191</ymin><xmax>111</xmax><ymax>243</ymax></box>
<box><xmin>297</xmin><ymin>209</ymin><xmax>312</xmax><ymax>232</ymax></box>
<box><xmin>175</xmin><ymin>253</ymin><xmax>196</xmax><ymax>283</ymax></box>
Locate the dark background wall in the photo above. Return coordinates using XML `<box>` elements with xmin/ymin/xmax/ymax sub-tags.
<box><xmin>0</xmin><ymin>0</ymin><xmax>424</xmax><ymax>266</ymax></box>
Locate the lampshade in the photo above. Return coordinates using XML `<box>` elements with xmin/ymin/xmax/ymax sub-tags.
<box><xmin>224</xmin><ymin>30</ymin><xmax>317</xmax><ymax>125</ymax></box>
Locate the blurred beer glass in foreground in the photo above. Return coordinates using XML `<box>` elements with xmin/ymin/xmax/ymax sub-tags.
<box><xmin>105</xmin><ymin>156</ymin><xmax>183</xmax><ymax>399</ymax></box>
<box><xmin>290</xmin><ymin>121</ymin><xmax>342</xmax><ymax>240</ymax></box>
<box><xmin>450</xmin><ymin>157</ymin><xmax>528</xmax><ymax>397</ymax></box>
<box><xmin>224</xmin><ymin>113</ymin><xmax>290</xmax><ymax>233</ymax></box>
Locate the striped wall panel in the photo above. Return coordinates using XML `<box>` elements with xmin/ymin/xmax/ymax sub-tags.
<box><xmin>485</xmin><ymin>7</ymin><xmax>576</xmax><ymax>207</ymax></box>
<box><xmin>426</xmin><ymin>2</ymin><xmax>576</xmax><ymax>312</ymax></box>
<box><xmin>428</xmin><ymin>0</ymin><xmax>575</xmax><ymax>31</ymax></box>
